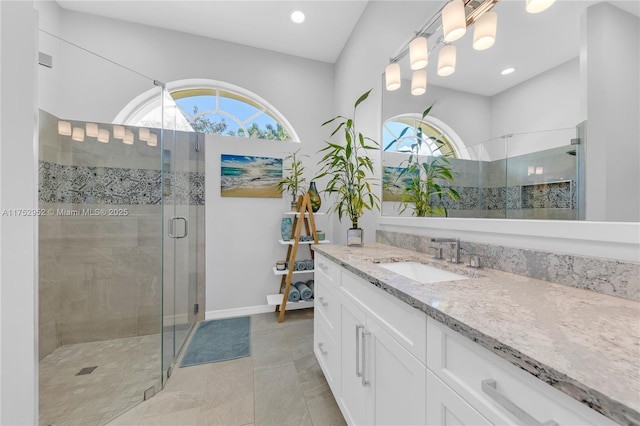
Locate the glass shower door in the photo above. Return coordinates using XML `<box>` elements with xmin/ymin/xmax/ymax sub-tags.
<box><xmin>161</xmin><ymin>91</ymin><xmax>202</xmax><ymax>379</ymax></box>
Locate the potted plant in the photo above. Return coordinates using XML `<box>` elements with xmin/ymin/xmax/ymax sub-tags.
<box><xmin>316</xmin><ymin>89</ymin><xmax>380</xmax><ymax>246</ymax></box>
<box><xmin>278</xmin><ymin>149</ymin><xmax>307</xmax><ymax>211</ymax></box>
<box><xmin>397</xmin><ymin>106</ymin><xmax>461</xmax><ymax>217</ymax></box>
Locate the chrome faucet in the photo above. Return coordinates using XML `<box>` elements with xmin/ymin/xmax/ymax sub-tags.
<box><xmin>430</xmin><ymin>237</ymin><xmax>461</xmax><ymax>264</ymax></box>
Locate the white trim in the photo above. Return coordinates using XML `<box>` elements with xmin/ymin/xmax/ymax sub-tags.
<box><xmin>205</xmin><ymin>304</ymin><xmax>275</xmax><ymax>320</ymax></box>
<box><xmin>113</xmin><ymin>78</ymin><xmax>301</xmax><ymax>142</ymax></box>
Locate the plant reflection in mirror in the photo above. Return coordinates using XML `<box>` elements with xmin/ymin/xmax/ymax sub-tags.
<box><xmin>397</xmin><ymin>106</ymin><xmax>461</xmax><ymax>217</ymax></box>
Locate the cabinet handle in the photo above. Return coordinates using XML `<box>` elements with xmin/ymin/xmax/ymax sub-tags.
<box><xmin>361</xmin><ymin>331</ymin><xmax>371</xmax><ymax>387</ymax></box>
<box><xmin>481</xmin><ymin>379</ymin><xmax>558</xmax><ymax>426</ymax></box>
<box><xmin>318</xmin><ymin>342</ymin><xmax>328</xmax><ymax>356</ymax></box>
<box><xmin>318</xmin><ymin>296</ymin><xmax>328</xmax><ymax>307</ymax></box>
<box><xmin>355</xmin><ymin>324</ymin><xmax>364</xmax><ymax>378</ymax></box>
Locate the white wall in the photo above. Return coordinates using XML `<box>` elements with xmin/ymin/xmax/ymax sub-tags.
<box><xmin>336</xmin><ymin>1</ymin><xmax>639</xmax><ymax>261</ymax></box>
<box><xmin>0</xmin><ymin>2</ymin><xmax>38</xmax><ymax>424</ymax></box>
<box><xmin>583</xmin><ymin>3</ymin><xmax>640</xmax><ymax>222</ymax></box>
<box><xmin>204</xmin><ymin>134</ymin><xmax>332</xmax><ymax>317</ymax></box>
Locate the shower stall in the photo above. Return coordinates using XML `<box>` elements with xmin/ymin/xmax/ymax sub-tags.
<box><xmin>37</xmin><ymin>32</ymin><xmax>204</xmax><ymax>425</ymax></box>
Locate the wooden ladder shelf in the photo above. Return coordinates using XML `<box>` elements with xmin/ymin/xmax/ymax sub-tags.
<box><xmin>276</xmin><ymin>193</ymin><xmax>319</xmax><ymax>323</ymax></box>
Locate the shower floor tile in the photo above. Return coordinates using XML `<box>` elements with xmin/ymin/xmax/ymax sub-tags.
<box><xmin>39</xmin><ymin>334</ymin><xmax>161</xmax><ymax>426</ymax></box>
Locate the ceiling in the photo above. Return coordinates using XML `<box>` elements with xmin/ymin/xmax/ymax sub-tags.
<box><xmin>55</xmin><ymin>0</ymin><xmax>370</xmax><ymax>64</ymax></box>
<box><xmin>56</xmin><ymin>0</ymin><xmax>639</xmax><ymax>96</ymax></box>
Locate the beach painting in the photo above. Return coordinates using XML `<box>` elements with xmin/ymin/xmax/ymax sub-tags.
<box><xmin>221</xmin><ymin>154</ymin><xmax>282</xmax><ymax>198</ymax></box>
<box><xmin>382</xmin><ymin>166</ymin><xmax>414</xmax><ymax>201</ymax></box>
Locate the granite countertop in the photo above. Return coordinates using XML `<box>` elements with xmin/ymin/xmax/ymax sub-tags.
<box><xmin>312</xmin><ymin>242</ymin><xmax>640</xmax><ymax>426</ymax></box>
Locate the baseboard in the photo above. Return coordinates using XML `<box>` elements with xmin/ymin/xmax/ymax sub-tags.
<box><xmin>205</xmin><ymin>304</ymin><xmax>274</xmax><ymax>320</ymax></box>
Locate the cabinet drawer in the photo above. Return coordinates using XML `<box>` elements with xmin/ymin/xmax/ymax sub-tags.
<box><xmin>315</xmin><ymin>254</ymin><xmax>340</xmax><ymax>287</ymax></box>
<box><xmin>426</xmin><ymin>318</ymin><xmax>616</xmax><ymax>426</ymax></box>
<box><xmin>341</xmin><ymin>268</ymin><xmax>426</xmax><ymax>363</ymax></box>
<box><xmin>315</xmin><ymin>275</ymin><xmax>340</xmax><ymax>333</ymax></box>
<box><xmin>426</xmin><ymin>369</ymin><xmax>491</xmax><ymax>426</ymax></box>
<box><xmin>314</xmin><ymin>315</ymin><xmax>340</xmax><ymax>396</ymax></box>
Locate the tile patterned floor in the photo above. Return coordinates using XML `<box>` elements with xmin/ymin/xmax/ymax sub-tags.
<box><xmin>39</xmin><ymin>334</ymin><xmax>162</xmax><ymax>426</ymax></box>
<box><xmin>108</xmin><ymin>309</ymin><xmax>346</xmax><ymax>425</ymax></box>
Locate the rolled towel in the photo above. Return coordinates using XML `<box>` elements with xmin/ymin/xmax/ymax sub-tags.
<box><xmin>305</xmin><ymin>279</ymin><xmax>314</xmax><ymax>295</ymax></box>
<box><xmin>295</xmin><ymin>281</ymin><xmax>313</xmax><ymax>301</ymax></box>
<box><xmin>296</xmin><ymin>260</ymin><xmax>307</xmax><ymax>271</ymax></box>
<box><xmin>305</xmin><ymin>259</ymin><xmax>314</xmax><ymax>270</ymax></box>
<box><xmin>281</xmin><ymin>284</ymin><xmax>300</xmax><ymax>302</ymax></box>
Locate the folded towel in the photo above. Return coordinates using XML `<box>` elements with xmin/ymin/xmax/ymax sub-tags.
<box><xmin>281</xmin><ymin>284</ymin><xmax>300</xmax><ymax>302</ymax></box>
<box><xmin>295</xmin><ymin>281</ymin><xmax>313</xmax><ymax>301</ymax></box>
<box><xmin>305</xmin><ymin>280</ymin><xmax>314</xmax><ymax>295</ymax></box>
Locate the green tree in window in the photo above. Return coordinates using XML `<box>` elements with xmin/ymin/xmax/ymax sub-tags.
<box><xmin>190</xmin><ymin>106</ymin><xmax>228</xmax><ymax>134</ymax></box>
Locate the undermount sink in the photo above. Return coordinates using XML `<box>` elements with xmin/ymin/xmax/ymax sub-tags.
<box><xmin>379</xmin><ymin>261</ymin><xmax>469</xmax><ymax>284</ymax></box>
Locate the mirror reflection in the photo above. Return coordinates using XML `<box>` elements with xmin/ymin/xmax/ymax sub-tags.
<box><xmin>381</xmin><ymin>0</ymin><xmax>639</xmax><ymax>222</ymax></box>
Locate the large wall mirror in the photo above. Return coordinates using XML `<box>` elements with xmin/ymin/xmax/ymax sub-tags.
<box><xmin>381</xmin><ymin>0</ymin><xmax>639</xmax><ymax>222</ymax></box>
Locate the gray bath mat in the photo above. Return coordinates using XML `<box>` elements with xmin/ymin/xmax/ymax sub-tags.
<box><xmin>179</xmin><ymin>316</ymin><xmax>251</xmax><ymax>367</ymax></box>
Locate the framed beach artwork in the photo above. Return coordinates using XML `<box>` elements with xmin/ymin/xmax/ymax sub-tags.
<box><xmin>220</xmin><ymin>154</ymin><xmax>282</xmax><ymax>198</ymax></box>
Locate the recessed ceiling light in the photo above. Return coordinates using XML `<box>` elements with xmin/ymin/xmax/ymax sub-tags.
<box><xmin>290</xmin><ymin>10</ymin><xmax>305</xmax><ymax>24</ymax></box>
<box><xmin>501</xmin><ymin>67</ymin><xmax>515</xmax><ymax>75</ymax></box>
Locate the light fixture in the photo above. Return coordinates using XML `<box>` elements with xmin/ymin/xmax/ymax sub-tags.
<box><xmin>501</xmin><ymin>67</ymin><xmax>515</xmax><ymax>75</ymax></box>
<box><xmin>123</xmin><ymin>129</ymin><xmax>134</xmax><ymax>145</ymax></box>
<box><xmin>437</xmin><ymin>44</ymin><xmax>457</xmax><ymax>77</ymax></box>
<box><xmin>535</xmin><ymin>166</ymin><xmax>544</xmax><ymax>175</ymax></box>
<box><xmin>442</xmin><ymin>0</ymin><xmax>466</xmax><ymax>43</ymax></box>
<box><xmin>139</xmin><ymin>127</ymin><xmax>150</xmax><ymax>141</ymax></box>
<box><xmin>147</xmin><ymin>133</ymin><xmax>158</xmax><ymax>147</ymax></box>
<box><xmin>290</xmin><ymin>10</ymin><xmax>305</xmax><ymax>24</ymax></box>
<box><xmin>85</xmin><ymin>122</ymin><xmax>99</xmax><ymax>138</ymax></box>
<box><xmin>525</xmin><ymin>0</ymin><xmax>555</xmax><ymax>14</ymax></box>
<box><xmin>411</xmin><ymin>70</ymin><xmax>427</xmax><ymax>96</ymax></box>
<box><xmin>410</xmin><ymin>36</ymin><xmax>428</xmax><ymax>70</ymax></box>
<box><xmin>98</xmin><ymin>128</ymin><xmax>109</xmax><ymax>143</ymax></box>
<box><xmin>58</xmin><ymin>121</ymin><xmax>72</xmax><ymax>136</ymax></box>
<box><xmin>71</xmin><ymin>127</ymin><xmax>85</xmax><ymax>142</ymax></box>
<box><xmin>113</xmin><ymin>125</ymin><xmax>125</xmax><ymax>140</ymax></box>
<box><xmin>528</xmin><ymin>166</ymin><xmax>535</xmax><ymax>176</ymax></box>
<box><xmin>385</xmin><ymin>63</ymin><xmax>401</xmax><ymax>91</ymax></box>
<box><xmin>473</xmin><ymin>11</ymin><xmax>497</xmax><ymax>50</ymax></box>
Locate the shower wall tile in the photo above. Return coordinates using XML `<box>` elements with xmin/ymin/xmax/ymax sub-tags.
<box><xmin>39</xmin><ymin>318</ymin><xmax>59</xmax><ymax>360</ymax></box>
<box><xmin>377</xmin><ymin>230</ymin><xmax>640</xmax><ymax>301</ymax></box>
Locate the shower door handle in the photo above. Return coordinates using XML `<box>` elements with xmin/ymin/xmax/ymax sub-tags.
<box><xmin>168</xmin><ymin>217</ymin><xmax>188</xmax><ymax>239</ymax></box>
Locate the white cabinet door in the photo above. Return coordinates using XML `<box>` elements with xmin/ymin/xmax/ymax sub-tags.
<box><xmin>427</xmin><ymin>369</ymin><xmax>492</xmax><ymax>426</ymax></box>
<box><xmin>340</xmin><ymin>296</ymin><xmax>368</xmax><ymax>425</ymax></box>
<box><xmin>367</xmin><ymin>318</ymin><xmax>426</xmax><ymax>426</ymax></box>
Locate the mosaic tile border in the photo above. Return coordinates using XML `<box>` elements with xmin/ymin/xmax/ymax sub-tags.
<box><xmin>376</xmin><ymin>230</ymin><xmax>640</xmax><ymax>301</ymax></box>
<box><xmin>39</xmin><ymin>161</ymin><xmax>204</xmax><ymax>206</ymax></box>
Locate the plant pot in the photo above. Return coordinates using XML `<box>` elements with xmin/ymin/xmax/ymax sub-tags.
<box><xmin>290</xmin><ymin>200</ymin><xmax>299</xmax><ymax>212</ymax></box>
<box><xmin>347</xmin><ymin>228</ymin><xmax>363</xmax><ymax>246</ymax></box>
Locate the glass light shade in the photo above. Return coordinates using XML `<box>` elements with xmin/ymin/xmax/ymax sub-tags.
<box><xmin>113</xmin><ymin>125</ymin><xmax>125</xmax><ymax>140</ymax></box>
<box><xmin>473</xmin><ymin>11</ymin><xmax>497</xmax><ymax>51</ymax></box>
<box><xmin>58</xmin><ymin>121</ymin><xmax>72</xmax><ymax>136</ymax></box>
<box><xmin>437</xmin><ymin>45</ymin><xmax>457</xmax><ymax>77</ymax></box>
<box><xmin>385</xmin><ymin>63</ymin><xmax>401</xmax><ymax>91</ymax></box>
<box><xmin>410</xmin><ymin>36</ymin><xmax>429</xmax><ymax>70</ymax></box>
<box><xmin>411</xmin><ymin>70</ymin><xmax>427</xmax><ymax>96</ymax></box>
<box><xmin>139</xmin><ymin>127</ymin><xmax>150</xmax><ymax>141</ymax></box>
<box><xmin>536</xmin><ymin>166</ymin><xmax>544</xmax><ymax>175</ymax></box>
<box><xmin>97</xmin><ymin>128</ymin><xmax>109</xmax><ymax>143</ymax></box>
<box><xmin>290</xmin><ymin>10</ymin><xmax>305</xmax><ymax>23</ymax></box>
<box><xmin>71</xmin><ymin>127</ymin><xmax>85</xmax><ymax>142</ymax></box>
<box><xmin>526</xmin><ymin>0</ymin><xmax>555</xmax><ymax>13</ymax></box>
<box><xmin>147</xmin><ymin>133</ymin><xmax>158</xmax><ymax>147</ymax></box>
<box><xmin>85</xmin><ymin>122</ymin><xmax>99</xmax><ymax>138</ymax></box>
<box><xmin>123</xmin><ymin>129</ymin><xmax>134</xmax><ymax>145</ymax></box>
<box><xmin>442</xmin><ymin>0</ymin><xmax>466</xmax><ymax>42</ymax></box>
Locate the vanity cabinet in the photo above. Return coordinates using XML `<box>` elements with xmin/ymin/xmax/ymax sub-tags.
<box><xmin>426</xmin><ymin>317</ymin><xmax>616</xmax><ymax>426</ymax></box>
<box><xmin>314</xmin><ymin>252</ymin><xmax>616</xmax><ymax>426</ymax></box>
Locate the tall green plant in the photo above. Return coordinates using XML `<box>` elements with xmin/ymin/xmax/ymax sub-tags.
<box><xmin>398</xmin><ymin>106</ymin><xmax>461</xmax><ymax>217</ymax></box>
<box><xmin>316</xmin><ymin>89</ymin><xmax>380</xmax><ymax>228</ymax></box>
<box><xmin>278</xmin><ymin>149</ymin><xmax>307</xmax><ymax>203</ymax></box>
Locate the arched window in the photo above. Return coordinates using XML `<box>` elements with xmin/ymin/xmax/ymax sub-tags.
<box><xmin>382</xmin><ymin>114</ymin><xmax>464</xmax><ymax>158</ymax></box>
<box><xmin>114</xmin><ymin>79</ymin><xmax>299</xmax><ymax>142</ymax></box>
